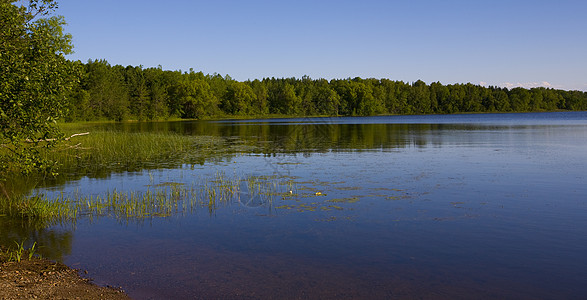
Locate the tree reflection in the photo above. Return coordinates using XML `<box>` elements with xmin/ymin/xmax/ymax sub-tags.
<box><xmin>0</xmin><ymin>217</ymin><xmax>73</xmax><ymax>262</ymax></box>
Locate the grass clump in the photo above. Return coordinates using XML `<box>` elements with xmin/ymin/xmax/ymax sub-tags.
<box><xmin>41</xmin><ymin>130</ymin><xmax>226</xmax><ymax>174</ymax></box>
<box><xmin>1</xmin><ymin>240</ymin><xmax>39</xmax><ymax>263</ymax></box>
<box><xmin>1</xmin><ymin>173</ymin><xmax>297</xmax><ymax>226</ymax></box>
<box><xmin>0</xmin><ymin>194</ymin><xmax>77</xmax><ymax>227</ymax></box>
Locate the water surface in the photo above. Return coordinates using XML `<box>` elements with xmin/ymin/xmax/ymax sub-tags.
<box><xmin>15</xmin><ymin>112</ymin><xmax>587</xmax><ymax>299</ymax></box>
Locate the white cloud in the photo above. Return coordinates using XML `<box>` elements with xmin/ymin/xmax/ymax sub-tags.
<box><xmin>501</xmin><ymin>81</ymin><xmax>556</xmax><ymax>89</ymax></box>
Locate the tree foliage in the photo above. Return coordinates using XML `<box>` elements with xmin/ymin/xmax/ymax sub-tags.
<box><xmin>1</xmin><ymin>0</ymin><xmax>80</xmax><ymax>180</ymax></box>
<box><xmin>63</xmin><ymin>62</ymin><xmax>587</xmax><ymax>122</ymax></box>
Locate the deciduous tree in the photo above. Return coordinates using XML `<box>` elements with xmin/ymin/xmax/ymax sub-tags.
<box><xmin>1</xmin><ymin>0</ymin><xmax>80</xmax><ymax>183</ymax></box>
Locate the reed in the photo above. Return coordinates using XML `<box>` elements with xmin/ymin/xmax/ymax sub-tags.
<box><xmin>0</xmin><ymin>173</ymin><xmax>299</xmax><ymax>226</ymax></box>
<box><xmin>0</xmin><ymin>194</ymin><xmax>78</xmax><ymax>227</ymax></box>
<box><xmin>41</xmin><ymin>130</ymin><xmax>226</xmax><ymax>174</ymax></box>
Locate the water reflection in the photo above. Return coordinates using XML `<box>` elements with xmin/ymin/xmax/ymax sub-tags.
<box><xmin>88</xmin><ymin>116</ymin><xmax>585</xmax><ymax>155</ymax></box>
<box><xmin>3</xmin><ymin>112</ymin><xmax>587</xmax><ymax>299</ymax></box>
<box><xmin>0</xmin><ymin>217</ymin><xmax>73</xmax><ymax>261</ymax></box>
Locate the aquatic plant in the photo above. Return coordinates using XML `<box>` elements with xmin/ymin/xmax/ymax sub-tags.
<box><xmin>0</xmin><ymin>194</ymin><xmax>78</xmax><ymax>227</ymax></box>
<box><xmin>0</xmin><ymin>173</ymin><xmax>303</xmax><ymax>226</ymax></box>
<box><xmin>4</xmin><ymin>240</ymin><xmax>38</xmax><ymax>263</ymax></box>
<box><xmin>1</xmin><ymin>165</ymin><xmax>386</xmax><ymax>229</ymax></box>
<box><xmin>10</xmin><ymin>240</ymin><xmax>25</xmax><ymax>262</ymax></box>
<box><xmin>41</xmin><ymin>130</ymin><xmax>231</xmax><ymax>174</ymax></box>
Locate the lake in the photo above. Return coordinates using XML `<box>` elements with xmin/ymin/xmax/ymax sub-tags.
<box><xmin>9</xmin><ymin>112</ymin><xmax>587</xmax><ymax>299</ymax></box>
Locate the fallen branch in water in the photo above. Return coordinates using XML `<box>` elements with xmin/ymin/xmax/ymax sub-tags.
<box><xmin>64</xmin><ymin>132</ymin><xmax>90</xmax><ymax>140</ymax></box>
<box><xmin>25</xmin><ymin>132</ymin><xmax>90</xmax><ymax>143</ymax></box>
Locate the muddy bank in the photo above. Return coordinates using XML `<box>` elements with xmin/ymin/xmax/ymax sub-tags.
<box><xmin>0</xmin><ymin>248</ymin><xmax>129</xmax><ymax>300</ymax></box>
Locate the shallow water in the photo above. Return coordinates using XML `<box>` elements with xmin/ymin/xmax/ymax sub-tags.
<box><xmin>16</xmin><ymin>112</ymin><xmax>587</xmax><ymax>298</ymax></box>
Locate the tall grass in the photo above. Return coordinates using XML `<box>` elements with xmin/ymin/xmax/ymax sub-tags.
<box><xmin>42</xmin><ymin>130</ymin><xmax>228</xmax><ymax>174</ymax></box>
<box><xmin>1</xmin><ymin>129</ymin><xmax>224</xmax><ymax>197</ymax></box>
<box><xmin>1</xmin><ymin>123</ymin><xmax>278</xmax><ymax>226</ymax></box>
<box><xmin>0</xmin><ymin>193</ymin><xmax>78</xmax><ymax>228</ymax></box>
<box><xmin>1</xmin><ymin>173</ymin><xmax>297</xmax><ymax>226</ymax></box>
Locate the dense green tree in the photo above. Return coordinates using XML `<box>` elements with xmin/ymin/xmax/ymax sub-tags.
<box><xmin>447</xmin><ymin>84</ymin><xmax>466</xmax><ymax>113</ymax></box>
<box><xmin>158</xmin><ymin>69</ymin><xmax>183</xmax><ymax>118</ymax></box>
<box><xmin>207</xmin><ymin>72</ymin><xmax>230</xmax><ymax>101</ymax></box>
<box><xmin>313</xmin><ymin>80</ymin><xmax>340</xmax><ymax>115</ymax></box>
<box><xmin>83</xmin><ymin>59</ymin><xmax>129</xmax><ymax>121</ymax></box>
<box><xmin>408</xmin><ymin>80</ymin><xmax>432</xmax><ymax>114</ymax></box>
<box><xmin>463</xmin><ymin>83</ymin><xmax>484</xmax><ymax>112</ymax></box>
<box><xmin>509</xmin><ymin>88</ymin><xmax>531</xmax><ymax>111</ymax></box>
<box><xmin>65</xmin><ymin>84</ymin><xmax>92</xmax><ymax>121</ymax></box>
<box><xmin>478</xmin><ymin>86</ymin><xmax>494</xmax><ymax>112</ymax></box>
<box><xmin>58</xmin><ymin>60</ymin><xmax>586</xmax><ymax>122</ymax></box>
<box><xmin>248</xmin><ymin>79</ymin><xmax>269</xmax><ymax>115</ymax></box>
<box><xmin>176</xmin><ymin>78</ymin><xmax>218</xmax><ymax>119</ymax></box>
<box><xmin>282</xmin><ymin>83</ymin><xmax>302</xmax><ymax>115</ymax></box>
<box><xmin>126</xmin><ymin>65</ymin><xmax>149</xmax><ymax>120</ymax></box>
<box><xmin>492</xmin><ymin>88</ymin><xmax>511</xmax><ymax>112</ymax></box>
<box><xmin>267</xmin><ymin>80</ymin><xmax>301</xmax><ymax>115</ymax></box>
<box><xmin>430</xmin><ymin>82</ymin><xmax>450</xmax><ymax>113</ymax></box>
<box><xmin>1</xmin><ymin>0</ymin><xmax>80</xmax><ymax>182</ymax></box>
<box><xmin>396</xmin><ymin>82</ymin><xmax>413</xmax><ymax>114</ymax></box>
<box><xmin>330</xmin><ymin>79</ymin><xmax>354</xmax><ymax>115</ymax></box>
<box><xmin>562</xmin><ymin>90</ymin><xmax>587</xmax><ymax>110</ymax></box>
<box><xmin>540</xmin><ymin>88</ymin><xmax>565</xmax><ymax>111</ymax></box>
<box><xmin>354</xmin><ymin>80</ymin><xmax>384</xmax><ymax>116</ymax></box>
<box><xmin>143</xmin><ymin>67</ymin><xmax>169</xmax><ymax>120</ymax></box>
<box><xmin>295</xmin><ymin>75</ymin><xmax>317</xmax><ymax>115</ymax></box>
<box><xmin>222</xmin><ymin>81</ymin><xmax>257</xmax><ymax>115</ymax></box>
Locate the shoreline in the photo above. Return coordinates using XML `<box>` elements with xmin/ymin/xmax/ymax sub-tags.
<box><xmin>0</xmin><ymin>248</ymin><xmax>129</xmax><ymax>299</ymax></box>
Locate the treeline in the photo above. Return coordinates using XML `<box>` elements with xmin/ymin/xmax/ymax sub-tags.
<box><xmin>65</xmin><ymin>59</ymin><xmax>587</xmax><ymax>121</ymax></box>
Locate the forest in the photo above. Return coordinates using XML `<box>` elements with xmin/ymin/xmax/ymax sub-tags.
<box><xmin>65</xmin><ymin>59</ymin><xmax>587</xmax><ymax>122</ymax></box>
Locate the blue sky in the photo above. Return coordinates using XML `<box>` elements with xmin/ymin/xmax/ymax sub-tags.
<box><xmin>56</xmin><ymin>0</ymin><xmax>586</xmax><ymax>91</ymax></box>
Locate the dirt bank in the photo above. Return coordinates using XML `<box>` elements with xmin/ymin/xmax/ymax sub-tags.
<box><xmin>0</xmin><ymin>248</ymin><xmax>129</xmax><ymax>300</ymax></box>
